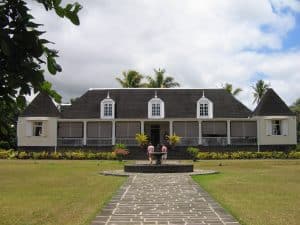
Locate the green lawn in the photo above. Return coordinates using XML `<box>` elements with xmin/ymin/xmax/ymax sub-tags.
<box><xmin>0</xmin><ymin>160</ymin><xmax>126</xmax><ymax>225</ymax></box>
<box><xmin>1</xmin><ymin>160</ymin><xmax>299</xmax><ymax>225</ymax></box>
<box><xmin>193</xmin><ymin>160</ymin><xmax>300</xmax><ymax>225</ymax></box>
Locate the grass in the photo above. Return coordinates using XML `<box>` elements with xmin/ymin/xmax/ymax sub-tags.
<box><xmin>193</xmin><ymin>160</ymin><xmax>300</xmax><ymax>225</ymax></box>
<box><xmin>0</xmin><ymin>160</ymin><xmax>126</xmax><ymax>225</ymax></box>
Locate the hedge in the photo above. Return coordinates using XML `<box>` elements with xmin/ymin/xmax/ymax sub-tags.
<box><xmin>0</xmin><ymin>149</ymin><xmax>117</xmax><ymax>160</ymax></box>
<box><xmin>195</xmin><ymin>151</ymin><xmax>300</xmax><ymax>160</ymax></box>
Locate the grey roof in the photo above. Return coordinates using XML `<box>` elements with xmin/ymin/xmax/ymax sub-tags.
<box><xmin>21</xmin><ymin>92</ymin><xmax>60</xmax><ymax>117</ymax></box>
<box><xmin>60</xmin><ymin>89</ymin><xmax>252</xmax><ymax>119</ymax></box>
<box><xmin>252</xmin><ymin>88</ymin><xmax>294</xmax><ymax>116</ymax></box>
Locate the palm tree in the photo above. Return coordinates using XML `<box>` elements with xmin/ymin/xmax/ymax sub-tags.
<box><xmin>252</xmin><ymin>80</ymin><xmax>270</xmax><ymax>104</ymax></box>
<box><xmin>146</xmin><ymin>68</ymin><xmax>180</xmax><ymax>88</ymax></box>
<box><xmin>116</xmin><ymin>70</ymin><xmax>145</xmax><ymax>88</ymax></box>
<box><xmin>222</xmin><ymin>83</ymin><xmax>242</xmax><ymax>96</ymax></box>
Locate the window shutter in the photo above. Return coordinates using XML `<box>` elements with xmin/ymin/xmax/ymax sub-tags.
<box><xmin>266</xmin><ymin>120</ymin><xmax>272</xmax><ymax>136</ymax></box>
<box><xmin>26</xmin><ymin>121</ymin><xmax>32</xmax><ymax>136</ymax></box>
<box><xmin>42</xmin><ymin>121</ymin><xmax>48</xmax><ymax>137</ymax></box>
<box><xmin>282</xmin><ymin>120</ymin><xmax>288</xmax><ymax>136</ymax></box>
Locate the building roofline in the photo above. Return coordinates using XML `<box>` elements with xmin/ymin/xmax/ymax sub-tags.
<box><xmin>88</xmin><ymin>87</ymin><xmax>222</xmax><ymax>90</ymax></box>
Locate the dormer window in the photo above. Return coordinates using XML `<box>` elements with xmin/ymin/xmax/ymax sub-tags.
<box><xmin>104</xmin><ymin>103</ymin><xmax>113</xmax><ymax>117</ymax></box>
<box><xmin>199</xmin><ymin>103</ymin><xmax>209</xmax><ymax>116</ymax></box>
<box><xmin>152</xmin><ymin>103</ymin><xmax>161</xmax><ymax>116</ymax></box>
<box><xmin>197</xmin><ymin>92</ymin><xmax>213</xmax><ymax>119</ymax></box>
<box><xmin>148</xmin><ymin>92</ymin><xmax>164</xmax><ymax>119</ymax></box>
<box><xmin>101</xmin><ymin>92</ymin><xmax>115</xmax><ymax>119</ymax></box>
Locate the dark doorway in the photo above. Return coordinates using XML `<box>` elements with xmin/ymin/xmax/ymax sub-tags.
<box><xmin>150</xmin><ymin>125</ymin><xmax>160</xmax><ymax>146</ymax></box>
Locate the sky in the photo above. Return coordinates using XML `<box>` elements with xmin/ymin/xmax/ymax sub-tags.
<box><xmin>28</xmin><ymin>0</ymin><xmax>300</xmax><ymax>109</ymax></box>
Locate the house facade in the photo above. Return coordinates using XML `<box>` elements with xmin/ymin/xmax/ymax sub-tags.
<box><xmin>17</xmin><ymin>88</ymin><xmax>297</xmax><ymax>151</ymax></box>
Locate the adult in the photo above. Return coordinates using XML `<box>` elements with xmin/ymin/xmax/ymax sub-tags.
<box><xmin>147</xmin><ymin>143</ymin><xmax>155</xmax><ymax>164</ymax></box>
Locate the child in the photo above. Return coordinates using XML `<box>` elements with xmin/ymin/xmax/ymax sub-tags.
<box><xmin>147</xmin><ymin>143</ymin><xmax>154</xmax><ymax>164</ymax></box>
<box><xmin>161</xmin><ymin>144</ymin><xmax>168</xmax><ymax>160</ymax></box>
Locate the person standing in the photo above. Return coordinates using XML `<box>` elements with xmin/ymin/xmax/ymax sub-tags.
<box><xmin>161</xmin><ymin>144</ymin><xmax>168</xmax><ymax>161</ymax></box>
<box><xmin>147</xmin><ymin>143</ymin><xmax>154</xmax><ymax>164</ymax></box>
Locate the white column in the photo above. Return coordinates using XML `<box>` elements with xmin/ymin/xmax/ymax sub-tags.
<box><xmin>256</xmin><ymin>119</ymin><xmax>260</xmax><ymax>152</ymax></box>
<box><xmin>141</xmin><ymin>120</ymin><xmax>144</xmax><ymax>134</ymax></box>
<box><xmin>169</xmin><ymin>120</ymin><xmax>173</xmax><ymax>135</ymax></box>
<box><xmin>227</xmin><ymin>120</ymin><xmax>231</xmax><ymax>145</ymax></box>
<box><xmin>198</xmin><ymin>121</ymin><xmax>202</xmax><ymax>145</ymax></box>
<box><xmin>83</xmin><ymin>120</ymin><xmax>87</xmax><ymax>145</ymax></box>
<box><xmin>112</xmin><ymin>120</ymin><xmax>116</xmax><ymax>145</ymax></box>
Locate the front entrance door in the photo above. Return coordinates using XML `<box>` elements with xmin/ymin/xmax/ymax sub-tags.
<box><xmin>150</xmin><ymin>125</ymin><xmax>160</xmax><ymax>147</ymax></box>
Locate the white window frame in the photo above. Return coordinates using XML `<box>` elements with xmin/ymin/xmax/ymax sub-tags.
<box><xmin>266</xmin><ymin>119</ymin><xmax>288</xmax><ymax>136</ymax></box>
<box><xmin>148</xmin><ymin>98</ymin><xmax>165</xmax><ymax>119</ymax></box>
<box><xmin>197</xmin><ymin>97</ymin><xmax>213</xmax><ymax>119</ymax></box>
<box><xmin>32</xmin><ymin>121</ymin><xmax>43</xmax><ymax>136</ymax></box>
<box><xmin>101</xmin><ymin>98</ymin><xmax>115</xmax><ymax>119</ymax></box>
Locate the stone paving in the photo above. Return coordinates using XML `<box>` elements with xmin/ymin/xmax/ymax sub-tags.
<box><xmin>91</xmin><ymin>173</ymin><xmax>240</xmax><ymax>225</ymax></box>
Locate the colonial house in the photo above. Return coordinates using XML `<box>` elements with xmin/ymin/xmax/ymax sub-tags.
<box><xmin>17</xmin><ymin>88</ymin><xmax>297</xmax><ymax>152</ymax></box>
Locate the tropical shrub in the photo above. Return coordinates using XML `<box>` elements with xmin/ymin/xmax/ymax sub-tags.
<box><xmin>86</xmin><ymin>152</ymin><xmax>96</xmax><ymax>160</ymax></box>
<box><xmin>17</xmin><ymin>151</ymin><xmax>29</xmax><ymax>159</ymax></box>
<box><xmin>167</xmin><ymin>134</ymin><xmax>181</xmax><ymax>147</ymax></box>
<box><xmin>288</xmin><ymin>151</ymin><xmax>300</xmax><ymax>159</ymax></box>
<box><xmin>0</xmin><ymin>150</ymin><xmax>9</xmax><ymax>159</ymax></box>
<box><xmin>186</xmin><ymin>147</ymin><xmax>199</xmax><ymax>161</ymax></box>
<box><xmin>113</xmin><ymin>143</ymin><xmax>127</xmax><ymax>150</ymax></box>
<box><xmin>135</xmin><ymin>133</ymin><xmax>148</xmax><ymax>148</ymax></box>
<box><xmin>50</xmin><ymin>152</ymin><xmax>63</xmax><ymax>159</ymax></box>
<box><xmin>114</xmin><ymin>148</ymin><xmax>129</xmax><ymax>161</ymax></box>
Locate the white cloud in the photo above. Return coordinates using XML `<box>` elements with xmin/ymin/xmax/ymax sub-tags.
<box><xmin>27</xmin><ymin>0</ymin><xmax>300</xmax><ymax>109</ymax></box>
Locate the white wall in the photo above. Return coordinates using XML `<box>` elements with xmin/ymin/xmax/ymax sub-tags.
<box><xmin>17</xmin><ymin>117</ymin><xmax>58</xmax><ymax>147</ymax></box>
<box><xmin>257</xmin><ymin>116</ymin><xmax>297</xmax><ymax>145</ymax></box>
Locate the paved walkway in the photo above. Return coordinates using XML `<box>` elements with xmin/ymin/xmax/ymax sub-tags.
<box><xmin>91</xmin><ymin>174</ymin><xmax>240</xmax><ymax>225</ymax></box>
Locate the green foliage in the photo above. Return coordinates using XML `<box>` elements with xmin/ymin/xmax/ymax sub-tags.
<box><xmin>195</xmin><ymin>151</ymin><xmax>300</xmax><ymax>160</ymax></box>
<box><xmin>186</xmin><ymin>147</ymin><xmax>199</xmax><ymax>161</ymax></box>
<box><xmin>0</xmin><ymin>149</ymin><xmax>117</xmax><ymax>160</ymax></box>
<box><xmin>17</xmin><ymin>151</ymin><xmax>29</xmax><ymax>159</ymax></box>
<box><xmin>167</xmin><ymin>134</ymin><xmax>181</xmax><ymax>147</ymax></box>
<box><xmin>0</xmin><ymin>0</ymin><xmax>81</xmax><ymax>144</ymax></box>
<box><xmin>113</xmin><ymin>143</ymin><xmax>127</xmax><ymax>150</ymax></box>
<box><xmin>116</xmin><ymin>70</ymin><xmax>146</xmax><ymax>88</ymax></box>
<box><xmin>252</xmin><ymin>79</ymin><xmax>270</xmax><ymax>104</ymax></box>
<box><xmin>222</xmin><ymin>83</ymin><xmax>242</xmax><ymax>96</ymax></box>
<box><xmin>0</xmin><ymin>141</ymin><xmax>10</xmax><ymax>149</ymax></box>
<box><xmin>146</xmin><ymin>68</ymin><xmax>180</xmax><ymax>88</ymax></box>
<box><xmin>135</xmin><ymin>133</ymin><xmax>149</xmax><ymax>147</ymax></box>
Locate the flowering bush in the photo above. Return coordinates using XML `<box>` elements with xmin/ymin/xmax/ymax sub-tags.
<box><xmin>113</xmin><ymin>148</ymin><xmax>129</xmax><ymax>161</ymax></box>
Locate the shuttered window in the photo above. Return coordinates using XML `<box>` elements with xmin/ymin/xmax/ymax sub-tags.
<box><xmin>173</xmin><ymin>122</ymin><xmax>198</xmax><ymax>137</ymax></box>
<box><xmin>87</xmin><ymin>122</ymin><xmax>112</xmax><ymax>138</ymax></box>
<box><xmin>116</xmin><ymin>122</ymin><xmax>141</xmax><ymax>138</ymax></box>
<box><xmin>231</xmin><ymin>121</ymin><xmax>257</xmax><ymax>137</ymax></box>
<box><xmin>202</xmin><ymin>121</ymin><xmax>227</xmax><ymax>137</ymax></box>
<box><xmin>58</xmin><ymin>122</ymin><xmax>83</xmax><ymax>138</ymax></box>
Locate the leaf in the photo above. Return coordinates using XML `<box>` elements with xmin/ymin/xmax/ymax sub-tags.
<box><xmin>54</xmin><ymin>6</ymin><xmax>64</xmax><ymax>18</ymax></box>
<box><xmin>16</xmin><ymin>95</ymin><xmax>26</xmax><ymax>108</ymax></box>
<box><xmin>65</xmin><ymin>12</ymin><xmax>80</xmax><ymax>25</ymax></box>
<box><xmin>1</xmin><ymin>39</ymin><xmax>10</xmax><ymax>56</ymax></box>
<box><xmin>53</xmin><ymin>0</ymin><xmax>62</xmax><ymax>7</ymax></box>
<box><xmin>47</xmin><ymin>56</ymin><xmax>56</xmax><ymax>74</ymax></box>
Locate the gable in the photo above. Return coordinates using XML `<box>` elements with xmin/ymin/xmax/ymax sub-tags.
<box><xmin>21</xmin><ymin>92</ymin><xmax>60</xmax><ymax>117</ymax></box>
<box><xmin>253</xmin><ymin>89</ymin><xmax>294</xmax><ymax>116</ymax></box>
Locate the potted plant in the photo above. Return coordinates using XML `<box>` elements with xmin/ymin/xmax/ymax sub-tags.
<box><xmin>135</xmin><ymin>133</ymin><xmax>149</xmax><ymax>149</ymax></box>
<box><xmin>166</xmin><ymin>134</ymin><xmax>181</xmax><ymax>149</ymax></box>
